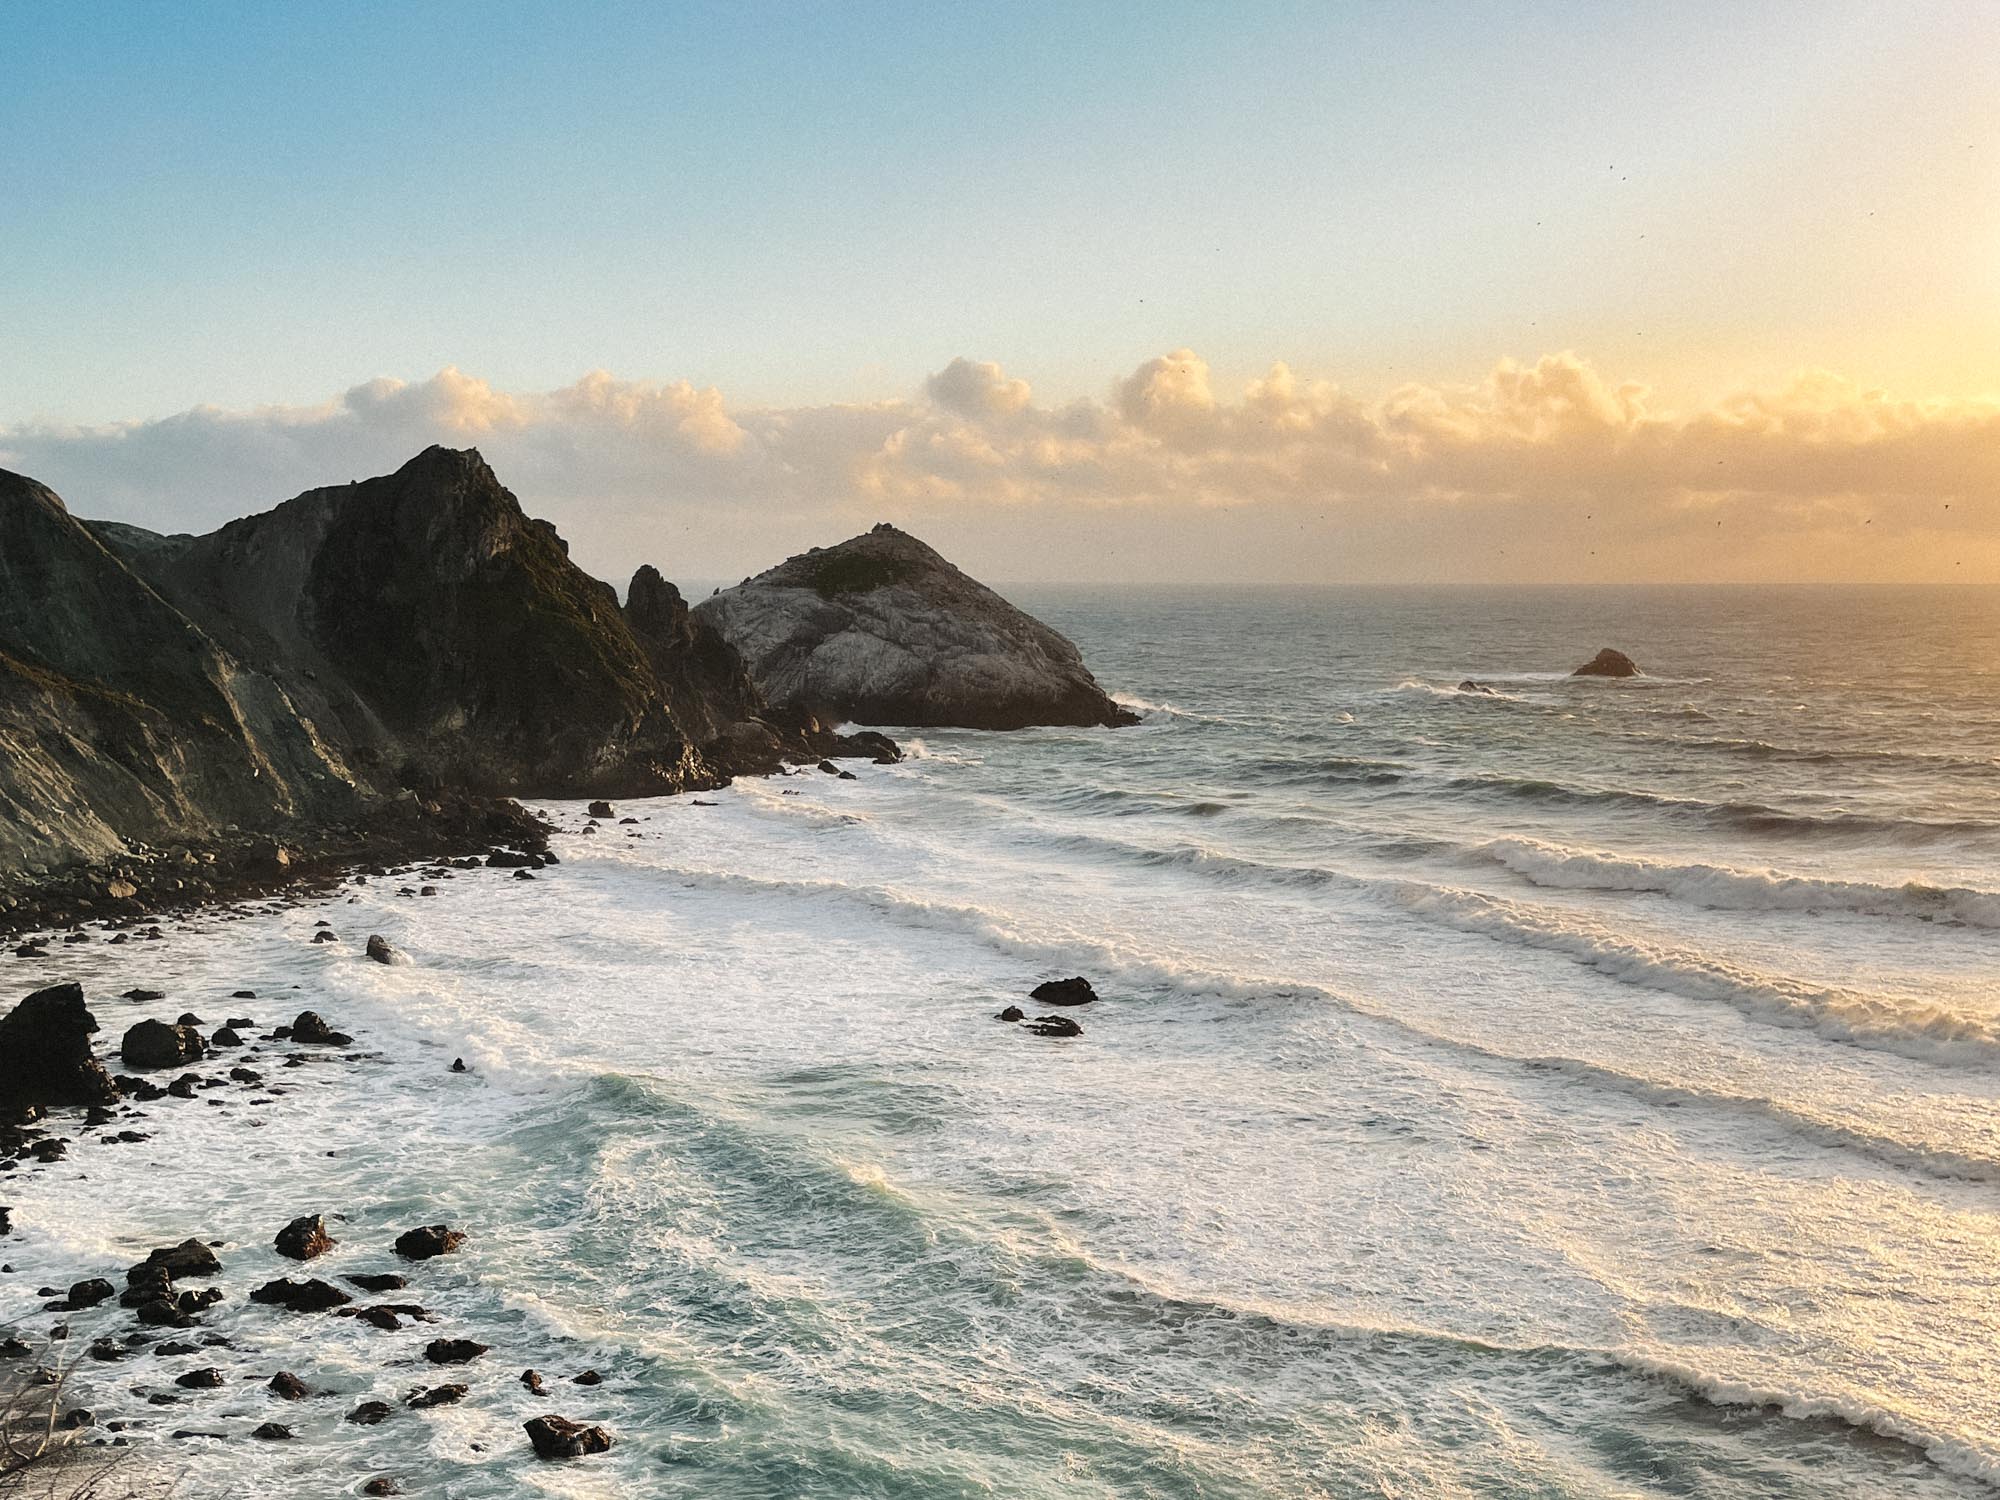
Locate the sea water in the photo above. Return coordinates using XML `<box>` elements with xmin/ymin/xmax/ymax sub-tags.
<box><xmin>5</xmin><ymin>584</ymin><xmax>2000</xmax><ymax>1498</ymax></box>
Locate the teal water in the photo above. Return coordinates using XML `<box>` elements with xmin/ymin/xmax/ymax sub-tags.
<box><xmin>5</xmin><ymin>584</ymin><xmax>2000</xmax><ymax>1497</ymax></box>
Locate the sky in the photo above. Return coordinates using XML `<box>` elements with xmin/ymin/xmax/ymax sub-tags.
<box><xmin>2</xmin><ymin>0</ymin><xmax>1996</xmax><ymax>585</ymax></box>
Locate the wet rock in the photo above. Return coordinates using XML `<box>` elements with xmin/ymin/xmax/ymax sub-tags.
<box><xmin>166</xmin><ymin>1075</ymin><xmax>199</xmax><ymax>1099</ymax></box>
<box><xmin>210</xmin><ymin>1027</ymin><xmax>243</xmax><ymax>1048</ymax></box>
<box><xmin>311</xmin><ymin>931</ymin><xmax>336</xmax><ymax>944</ymax></box>
<box><xmin>345</xmin><ymin>1272</ymin><xmax>408</xmax><ymax>1293</ymax></box>
<box><xmin>289</xmin><ymin>1011</ymin><xmax>337</xmax><ymax>1044</ymax></box>
<box><xmin>364</xmin><ymin>935</ymin><xmax>396</xmax><ymax>964</ymax></box>
<box><xmin>995</xmin><ymin>1006</ymin><xmax>1024</xmax><ymax>1022</ymax></box>
<box><xmin>250</xmin><ymin>1422</ymin><xmax>292</xmax><ymax>1440</ymax></box>
<box><xmin>174</xmin><ymin>1366</ymin><xmax>224</xmax><ymax>1389</ymax></box>
<box><xmin>348</xmin><ymin>1306</ymin><xmax>402</xmax><ymax>1331</ymax></box>
<box><xmin>362</xmin><ymin>1479</ymin><xmax>400</xmax><ymax>1496</ymax></box>
<box><xmin>520</xmin><ymin>1368</ymin><xmax>546</xmax><ymax>1394</ymax></box>
<box><xmin>274</xmin><ymin>1213</ymin><xmax>336</xmax><ymax>1261</ymax></box>
<box><xmin>128</xmin><ymin>1239</ymin><xmax>221</xmax><ymax>1285</ymax></box>
<box><xmin>230</xmin><ymin>990</ymin><xmax>257</xmax><ymax>999</ymax></box>
<box><xmin>1022</xmin><ymin>1014</ymin><xmax>1083</xmax><ymax>1038</ymax></box>
<box><xmin>0</xmin><ymin>983</ymin><xmax>121</xmax><ymax>1109</ymax></box>
<box><xmin>175</xmin><ymin>1012</ymin><xmax>204</xmax><ymax>1027</ymax></box>
<box><xmin>347</xmin><ymin>1400</ymin><xmax>393</xmax><ymax>1425</ymax></box>
<box><xmin>586</xmin><ymin>801</ymin><xmax>614</xmax><ymax>819</ymax></box>
<box><xmin>408</xmin><ymin>1383</ymin><xmax>468</xmax><ymax>1408</ymax></box>
<box><xmin>67</xmin><ymin>1277</ymin><xmax>114</xmax><ymax>1308</ymax></box>
<box><xmin>524</xmin><ymin>1414</ymin><xmax>614</xmax><ymax>1459</ymax></box>
<box><xmin>120</xmin><ymin>1019</ymin><xmax>206</xmax><ymax>1070</ymax></box>
<box><xmin>450</xmin><ymin>1058</ymin><xmax>468</xmax><ymax>1073</ymax></box>
<box><xmin>393</xmin><ymin>1224</ymin><xmax>464</xmax><ymax>1260</ymax></box>
<box><xmin>1571</xmin><ymin>647</ymin><xmax>1641</xmax><ymax>678</ymax></box>
<box><xmin>249</xmin><ymin>1277</ymin><xmax>351</xmax><ymax>1313</ymax></box>
<box><xmin>267</xmin><ymin>1371</ymin><xmax>308</xmax><ymax>1399</ymax></box>
<box><xmin>424</xmin><ymin>1337</ymin><xmax>487</xmax><ymax>1365</ymax></box>
<box><xmin>122</xmin><ymin>989</ymin><xmax>165</xmax><ymax>1003</ymax></box>
<box><xmin>1029</xmin><ymin>976</ymin><xmax>1097</xmax><ymax>1007</ymax></box>
<box><xmin>571</xmin><ymin>1369</ymin><xmax>601</xmax><ymax>1386</ymax></box>
<box><xmin>1458</xmin><ymin>679</ymin><xmax>1497</xmax><ymax>694</ymax></box>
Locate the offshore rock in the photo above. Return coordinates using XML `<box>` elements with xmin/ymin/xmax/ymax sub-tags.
<box><xmin>697</xmin><ymin>524</ymin><xmax>1135</xmax><ymax>730</ymax></box>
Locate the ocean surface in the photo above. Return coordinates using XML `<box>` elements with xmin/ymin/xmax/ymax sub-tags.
<box><xmin>8</xmin><ymin>584</ymin><xmax>2000</xmax><ymax>1498</ymax></box>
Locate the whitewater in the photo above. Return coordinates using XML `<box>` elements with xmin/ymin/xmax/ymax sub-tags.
<box><xmin>5</xmin><ymin>582</ymin><xmax>2000</xmax><ymax>1498</ymax></box>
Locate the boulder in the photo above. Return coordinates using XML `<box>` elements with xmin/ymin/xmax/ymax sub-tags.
<box><xmin>120</xmin><ymin>1019</ymin><xmax>205</xmax><ymax>1070</ymax></box>
<box><xmin>424</xmin><ymin>1338</ymin><xmax>487</xmax><ymax>1365</ymax></box>
<box><xmin>345</xmin><ymin>1272</ymin><xmax>408</xmax><ymax>1293</ymax></box>
<box><xmin>273</xmin><ymin>1214</ymin><xmax>336</xmax><ymax>1261</ymax></box>
<box><xmin>1022</xmin><ymin>1014</ymin><xmax>1083</xmax><ymax>1038</ymax></box>
<box><xmin>995</xmin><ymin>1006</ymin><xmax>1024</xmax><ymax>1023</ymax></box>
<box><xmin>393</xmin><ymin>1224</ymin><xmax>465</xmax><ymax>1260</ymax></box>
<box><xmin>524</xmin><ymin>1414</ymin><xmax>614</xmax><ymax>1459</ymax></box>
<box><xmin>248</xmin><ymin>1277</ymin><xmax>351</xmax><ymax>1313</ymax></box>
<box><xmin>268</xmin><ymin>1371</ymin><xmax>308</xmax><ymax>1399</ymax></box>
<box><xmin>695</xmin><ymin>524</ymin><xmax>1136</xmax><ymax>731</ymax></box>
<box><xmin>1571</xmin><ymin>647</ymin><xmax>1641</xmax><ymax>678</ymax></box>
<box><xmin>0</xmin><ymin>983</ymin><xmax>119</xmax><ymax>1108</ymax></box>
<box><xmin>347</xmin><ymin>1400</ymin><xmax>393</xmax><ymax>1426</ymax></box>
<box><xmin>127</xmin><ymin>1240</ymin><xmax>221</xmax><ymax>1285</ymax></box>
<box><xmin>364</xmin><ymin>935</ymin><xmax>397</xmax><ymax>964</ymax></box>
<box><xmin>586</xmin><ymin>800</ymin><xmax>614</xmax><ymax>819</ymax></box>
<box><xmin>1029</xmin><ymin>977</ymin><xmax>1097</xmax><ymax>1007</ymax></box>
<box><xmin>250</xmin><ymin>1422</ymin><xmax>292</xmax><ymax>1440</ymax></box>
<box><xmin>409</xmin><ymin>1383</ymin><xmax>468</xmax><ymax>1408</ymax></box>
<box><xmin>289</xmin><ymin>1012</ymin><xmax>338</xmax><ymax>1044</ymax></box>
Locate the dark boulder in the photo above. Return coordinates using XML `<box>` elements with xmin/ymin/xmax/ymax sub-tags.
<box><xmin>347</xmin><ymin>1400</ymin><xmax>393</xmax><ymax>1425</ymax></box>
<box><xmin>127</xmin><ymin>1240</ymin><xmax>220</xmax><ymax>1285</ymax></box>
<box><xmin>409</xmin><ymin>1383</ymin><xmax>468</xmax><ymax>1408</ymax></box>
<box><xmin>250</xmin><ymin>1422</ymin><xmax>292</xmax><ymax>1440</ymax></box>
<box><xmin>995</xmin><ymin>1006</ymin><xmax>1024</xmax><ymax>1023</ymax></box>
<box><xmin>424</xmin><ymin>1338</ymin><xmax>487</xmax><ymax>1365</ymax></box>
<box><xmin>248</xmin><ymin>1277</ymin><xmax>350</xmax><ymax>1313</ymax></box>
<box><xmin>394</xmin><ymin>1224</ymin><xmax>464</xmax><ymax>1260</ymax></box>
<box><xmin>120</xmin><ymin>1019</ymin><xmax>206</xmax><ymax>1070</ymax></box>
<box><xmin>362</xmin><ymin>1480</ymin><xmax>399</xmax><ymax>1496</ymax></box>
<box><xmin>1022</xmin><ymin>1014</ymin><xmax>1083</xmax><ymax>1038</ymax></box>
<box><xmin>1571</xmin><ymin>647</ymin><xmax>1641</xmax><ymax>678</ymax></box>
<box><xmin>67</xmin><ymin>1278</ymin><xmax>114</xmax><ymax>1309</ymax></box>
<box><xmin>586</xmin><ymin>801</ymin><xmax>614</xmax><ymax>819</ymax></box>
<box><xmin>288</xmin><ymin>1012</ymin><xmax>338</xmax><ymax>1045</ymax></box>
<box><xmin>524</xmin><ymin>1414</ymin><xmax>614</xmax><ymax>1459</ymax></box>
<box><xmin>173</xmin><ymin>1367</ymin><xmax>224</xmax><ymax>1389</ymax></box>
<box><xmin>364</xmin><ymin>935</ymin><xmax>397</xmax><ymax>964</ymax></box>
<box><xmin>267</xmin><ymin>1371</ymin><xmax>308</xmax><ymax>1399</ymax></box>
<box><xmin>520</xmin><ymin>1368</ymin><xmax>546</xmax><ymax>1394</ymax></box>
<box><xmin>345</xmin><ymin>1272</ymin><xmax>407</xmax><ymax>1293</ymax></box>
<box><xmin>1029</xmin><ymin>977</ymin><xmax>1097</xmax><ymax>1007</ymax></box>
<box><xmin>274</xmin><ymin>1214</ymin><xmax>336</xmax><ymax>1261</ymax></box>
<box><xmin>0</xmin><ymin>984</ymin><xmax>119</xmax><ymax>1108</ymax></box>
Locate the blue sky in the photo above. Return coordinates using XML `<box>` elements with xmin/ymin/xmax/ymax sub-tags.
<box><xmin>2</xmin><ymin>2</ymin><xmax>1996</xmax><ymax>583</ymax></box>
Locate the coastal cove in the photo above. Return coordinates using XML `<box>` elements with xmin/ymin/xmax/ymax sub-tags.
<box><xmin>3</xmin><ymin>584</ymin><xmax>1999</xmax><ymax>1497</ymax></box>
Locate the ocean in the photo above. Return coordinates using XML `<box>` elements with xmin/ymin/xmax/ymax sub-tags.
<box><xmin>8</xmin><ymin>584</ymin><xmax>2000</xmax><ymax>1498</ymax></box>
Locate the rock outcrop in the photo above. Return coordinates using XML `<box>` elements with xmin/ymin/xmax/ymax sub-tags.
<box><xmin>1571</xmin><ymin>648</ymin><xmax>1641</xmax><ymax>678</ymax></box>
<box><xmin>0</xmin><ymin>983</ymin><xmax>120</xmax><ymax>1109</ymax></box>
<box><xmin>0</xmin><ymin>446</ymin><xmax>899</xmax><ymax>881</ymax></box>
<box><xmin>696</xmin><ymin>524</ymin><xmax>1135</xmax><ymax>730</ymax></box>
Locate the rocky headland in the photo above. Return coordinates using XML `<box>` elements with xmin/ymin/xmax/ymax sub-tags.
<box><xmin>696</xmin><ymin>523</ymin><xmax>1138</xmax><ymax>731</ymax></box>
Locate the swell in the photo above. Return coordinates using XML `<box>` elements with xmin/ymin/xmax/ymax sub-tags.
<box><xmin>1392</xmin><ymin>883</ymin><xmax>2000</xmax><ymax>1065</ymax></box>
<box><xmin>596</xmin><ymin>838</ymin><xmax>2000</xmax><ymax>1181</ymax></box>
<box><xmin>1476</xmin><ymin>835</ymin><xmax>2000</xmax><ymax>929</ymax></box>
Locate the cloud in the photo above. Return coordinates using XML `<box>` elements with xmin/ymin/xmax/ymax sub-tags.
<box><xmin>3</xmin><ymin>350</ymin><xmax>1996</xmax><ymax>584</ymax></box>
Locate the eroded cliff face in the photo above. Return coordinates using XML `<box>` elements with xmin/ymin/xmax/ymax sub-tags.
<box><xmin>104</xmin><ymin>447</ymin><xmax>717</xmax><ymax>798</ymax></box>
<box><xmin>0</xmin><ymin>447</ymin><xmax>874</xmax><ymax>877</ymax></box>
<box><xmin>0</xmin><ymin>468</ymin><xmax>362</xmax><ymax>871</ymax></box>
<box><xmin>695</xmin><ymin>524</ymin><xmax>1136</xmax><ymax>731</ymax></box>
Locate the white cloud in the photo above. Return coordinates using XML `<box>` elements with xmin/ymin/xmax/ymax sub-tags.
<box><xmin>4</xmin><ymin>351</ymin><xmax>1996</xmax><ymax>584</ymax></box>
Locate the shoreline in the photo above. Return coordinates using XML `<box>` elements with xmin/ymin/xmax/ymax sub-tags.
<box><xmin>0</xmin><ymin>799</ymin><xmax>643</xmax><ymax>1492</ymax></box>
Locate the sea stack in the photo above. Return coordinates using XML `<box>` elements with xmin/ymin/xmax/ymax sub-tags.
<box><xmin>696</xmin><ymin>524</ymin><xmax>1136</xmax><ymax>730</ymax></box>
<box><xmin>1571</xmin><ymin>647</ymin><xmax>1641</xmax><ymax>678</ymax></box>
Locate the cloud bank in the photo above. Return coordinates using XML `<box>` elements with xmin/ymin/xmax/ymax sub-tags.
<box><xmin>3</xmin><ymin>351</ymin><xmax>1995</xmax><ymax>586</ymax></box>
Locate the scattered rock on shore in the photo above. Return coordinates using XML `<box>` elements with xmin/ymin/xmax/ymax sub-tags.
<box><xmin>120</xmin><ymin>1019</ymin><xmax>206</xmax><ymax>1070</ymax></box>
<box><xmin>1029</xmin><ymin>977</ymin><xmax>1097</xmax><ymax>1007</ymax></box>
<box><xmin>274</xmin><ymin>1214</ymin><xmax>336</xmax><ymax>1261</ymax></box>
<box><xmin>364</xmin><ymin>935</ymin><xmax>397</xmax><ymax>965</ymax></box>
<box><xmin>394</xmin><ymin>1224</ymin><xmax>465</xmax><ymax>1261</ymax></box>
<box><xmin>0</xmin><ymin>983</ymin><xmax>120</xmax><ymax>1108</ymax></box>
<box><xmin>525</xmin><ymin>1413</ymin><xmax>614</xmax><ymax>1459</ymax></box>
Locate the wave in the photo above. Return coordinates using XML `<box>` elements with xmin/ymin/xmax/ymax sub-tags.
<box><xmin>1612</xmin><ymin>1349</ymin><xmax>2000</xmax><ymax>1487</ymax></box>
<box><xmin>1391</xmin><ymin>883</ymin><xmax>2000</xmax><ymax>1065</ymax></box>
<box><xmin>1477</xmin><ymin>836</ymin><xmax>2000</xmax><ymax>929</ymax></box>
<box><xmin>1438</xmin><ymin>770</ymin><xmax>1998</xmax><ymax>843</ymax></box>
<box><xmin>1389</xmin><ymin>678</ymin><xmax>1528</xmax><ymax>703</ymax></box>
<box><xmin>1621</xmin><ymin>728</ymin><xmax>2000</xmax><ymax>777</ymax></box>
